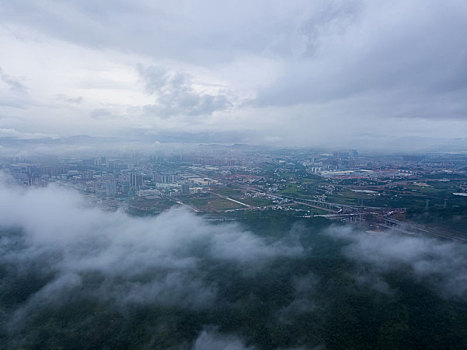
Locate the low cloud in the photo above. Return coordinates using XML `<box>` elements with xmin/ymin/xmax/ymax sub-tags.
<box><xmin>278</xmin><ymin>273</ymin><xmax>317</xmax><ymax>323</ymax></box>
<box><xmin>193</xmin><ymin>328</ymin><xmax>253</xmax><ymax>350</ymax></box>
<box><xmin>1</xmin><ymin>178</ymin><xmax>467</xmax><ymax>348</ymax></box>
<box><xmin>326</xmin><ymin>226</ymin><xmax>467</xmax><ymax>299</ymax></box>
<box><xmin>0</xmin><ymin>179</ymin><xmax>302</xmax><ymax>322</ymax></box>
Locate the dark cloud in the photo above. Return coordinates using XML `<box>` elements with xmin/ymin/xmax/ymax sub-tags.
<box><xmin>0</xmin><ymin>67</ymin><xmax>27</xmax><ymax>93</ymax></box>
<box><xmin>0</xmin><ymin>0</ymin><xmax>466</xmax><ymax>147</ymax></box>
<box><xmin>56</xmin><ymin>94</ymin><xmax>83</xmax><ymax>104</ymax></box>
<box><xmin>254</xmin><ymin>1</ymin><xmax>467</xmax><ymax>120</ymax></box>
<box><xmin>139</xmin><ymin>65</ymin><xmax>232</xmax><ymax>117</ymax></box>
<box><xmin>0</xmin><ymin>0</ymin><xmax>325</xmax><ymax>63</ymax></box>
<box><xmin>0</xmin><ymin>67</ymin><xmax>29</xmax><ymax>109</ymax></box>
<box><xmin>90</xmin><ymin>108</ymin><xmax>113</xmax><ymax>120</ymax></box>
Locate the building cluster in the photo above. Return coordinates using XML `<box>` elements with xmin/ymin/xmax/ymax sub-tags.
<box><xmin>0</xmin><ymin>156</ymin><xmax>197</xmax><ymax>203</ymax></box>
<box><xmin>1</xmin><ymin>148</ymin><xmax>466</xmax><ymax>216</ymax></box>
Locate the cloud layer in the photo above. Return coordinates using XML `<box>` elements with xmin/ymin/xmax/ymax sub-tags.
<box><xmin>1</xmin><ymin>179</ymin><xmax>467</xmax><ymax>348</ymax></box>
<box><xmin>327</xmin><ymin>226</ymin><xmax>467</xmax><ymax>299</ymax></box>
<box><xmin>0</xmin><ymin>0</ymin><xmax>466</xmax><ymax>149</ymax></box>
<box><xmin>0</xmin><ymin>182</ymin><xmax>302</xmax><ymax>314</ymax></box>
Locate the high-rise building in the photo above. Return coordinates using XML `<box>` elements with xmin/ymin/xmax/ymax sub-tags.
<box><xmin>154</xmin><ymin>172</ymin><xmax>177</xmax><ymax>184</ymax></box>
<box><xmin>130</xmin><ymin>173</ymin><xmax>143</xmax><ymax>188</ymax></box>
<box><xmin>181</xmin><ymin>183</ymin><xmax>190</xmax><ymax>195</ymax></box>
<box><xmin>106</xmin><ymin>180</ymin><xmax>117</xmax><ymax>196</ymax></box>
<box><xmin>121</xmin><ymin>182</ymin><xmax>130</xmax><ymax>195</ymax></box>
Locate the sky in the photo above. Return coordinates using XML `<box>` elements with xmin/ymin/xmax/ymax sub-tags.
<box><xmin>0</xmin><ymin>0</ymin><xmax>467</xmax><ymax>151</ymax></box>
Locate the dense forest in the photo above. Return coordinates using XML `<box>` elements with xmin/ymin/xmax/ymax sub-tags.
<box><xmin>1</xmin><ymin>211</ymin><xmax>467</xmax><ymax>350</ymax></box>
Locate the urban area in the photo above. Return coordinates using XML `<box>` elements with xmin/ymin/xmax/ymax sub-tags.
<box><xmin>2</xmin><ymin>145</ymin><xmax>466</xmax><ymax>241</ymax></box>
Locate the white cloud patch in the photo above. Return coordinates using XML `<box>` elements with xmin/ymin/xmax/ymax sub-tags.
<box><xmin>326</xmin><ymin>226</ymin><xmax>467</xmax><ymax>299</ymax></box>
<box><xmin>0</xmin><ymin>178</ymin><xmax>302</xmax><ymax>320</ymax></box>
<box><xmin>278</xmin><ymin>273</ymin><xmax>318</xmax><ymax>323</ymax></box>
<box><xmin>192</xmin><ymin>329</ymin><xmax>253</xmax><ymax>350</ymax></box>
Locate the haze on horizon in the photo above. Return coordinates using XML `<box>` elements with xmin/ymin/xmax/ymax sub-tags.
<box><xmin>1</xmin><ymin>0</ymin><xmax>467</xmax><ymax>152</ymax></box>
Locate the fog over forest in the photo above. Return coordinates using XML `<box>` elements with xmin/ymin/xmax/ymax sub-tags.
<box><xmin>1</xmin><ymin>178</ymin><xmax>466</xmax><ymax>349</ymax></box>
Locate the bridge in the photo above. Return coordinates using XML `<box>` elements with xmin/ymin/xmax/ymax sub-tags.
<box><xmin>381</xmin><ymin>217</ymin><xmax>467</xmax><ymax>243</ymax></box>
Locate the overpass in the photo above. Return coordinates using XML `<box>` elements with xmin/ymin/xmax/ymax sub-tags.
<box><xmin>381</xmin><ymin>217</ymin><xmax>467</xmax><ymax>243</ymax></box>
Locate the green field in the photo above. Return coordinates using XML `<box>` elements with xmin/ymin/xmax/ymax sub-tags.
<box><xmin>186</xmin><ymin>193</ymin><xmax>244</xmax><ymax>211</ymax></box>
<box><xmin>237</xmin><ymin>196</ymin><xmax>272</xmax><ymax>207</ymax></box>
<box><xmin>210</xmin><ymin>198</ymin><xmax>244</xmax><ymax>210</ymax></box>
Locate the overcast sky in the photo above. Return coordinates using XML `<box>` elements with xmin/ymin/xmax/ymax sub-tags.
<box><xmin>0</xmin><ymin>0</ymin><xmax>466</xmax><ymax>150</ymax></box>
